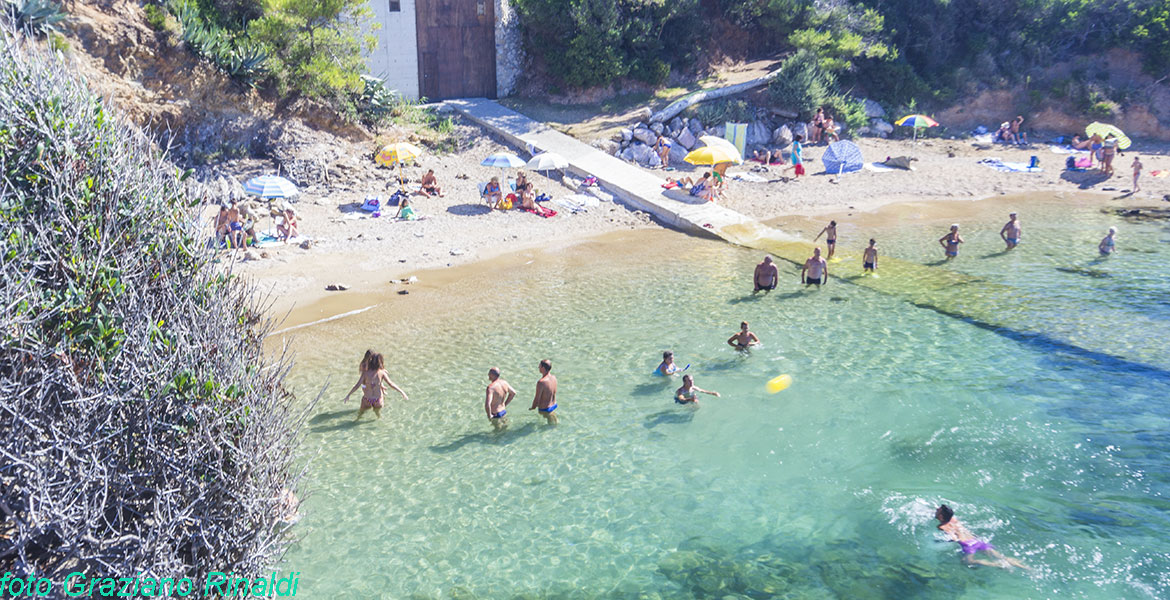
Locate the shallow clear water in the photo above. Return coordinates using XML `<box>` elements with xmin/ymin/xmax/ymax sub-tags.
<box><xmin>280</xmin><ymin>196</ymin><xmax>1170</xmax><ymax>599</ymax></box>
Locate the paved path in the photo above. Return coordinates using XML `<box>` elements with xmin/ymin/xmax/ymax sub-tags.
<box><xmin>447</xmin><ymin>98</ymin><xmax>1169</xmax><ymax>372</ymax></box>
<box><xmin>446</xmin><ymin>98</ymin><xmax>780</xmax><ymax>243</ymax></box>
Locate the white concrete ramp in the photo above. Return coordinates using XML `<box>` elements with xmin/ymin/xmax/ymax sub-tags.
<box><xmin>446</xmin><ymin>98</ymin><xmax>780</xmax><ymax>240</ymax></box>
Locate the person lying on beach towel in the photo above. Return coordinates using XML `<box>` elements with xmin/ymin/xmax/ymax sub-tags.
<box><xmin>524</xmin><ymin>204</ymin><xmax>557</xmax><ymax>218</ymax></box>
<box><xmin>751</xmin><ymin>149</ymin><xmax>785</xmax><ymax>165</ymax></box>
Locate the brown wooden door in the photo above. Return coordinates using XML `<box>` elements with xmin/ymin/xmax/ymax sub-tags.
<box><xmin>416</xmin><ymin>0</ymin><xmax>497</xmax><ymax>100</ymax></box>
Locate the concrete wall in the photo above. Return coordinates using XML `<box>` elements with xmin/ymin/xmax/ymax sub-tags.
<box><xmin>368</xmin><ymin>0</ymin><xmax>419</xmax><ymax>99</ymax></box>
<box><xmin>493</xmin><ymin>0</ymin><xmax>523</xmax><ymax>97</ymax></box>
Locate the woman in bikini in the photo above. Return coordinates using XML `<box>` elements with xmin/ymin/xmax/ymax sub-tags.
<box><xmin>811</xmin><ymin>108</ymin><xmax>825</xmax><ymax>144</ymax></box>
<box><xmin>935</xmin><ymin>505</ymin><xmax>1029</xmax><ymax>570</ymax></box>
<box><xmin>344</xmin><ymin>352</ymin><xmax>409</xmax><ymax>420</ymax></box>
<box><xmin>939</xmin><ymin>224</ymin><xmax>964</xmax><ymax>259</ymax></box>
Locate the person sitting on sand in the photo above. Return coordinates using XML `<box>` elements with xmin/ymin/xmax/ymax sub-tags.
<box><xmin>935</xmin><ymin>505</ymin><xmax>1030</xmax><ymax>570</ymax></box>
<box><xmin>753</xmin><ymin>148</ymin><xmax>784</xmax><ymax>165</ymax></box>
<box><xmin>276</xmin><ymin>207</ymin><xmax>299</xmax><ymax>240</ymax></box>
<box><xmin>814</xmin><ymin>220</ymin><xmax>838</xmax><ymax>259</ymax></box>
<box><xmin>656</xmin><ymin>351</ymin><xmax>682</xmax><ymax>376</ymax></box>
<box><xmin>518</xmin><ymin>182</ymin><xmax>537</xmax><ymax>211</ymax></box>
<box><xmin>940</xmin><ymin>224</ymin><xmax>964</xmax><ymax>259</ymax></box>
<box><xmin>484</xmin><ymin>367</ymin><xmax>517</xmax><ymax>430</ymax></box>
<box><xmin>419</xmin><ymin>169</ymin><xmax>443</xmax><ymax>197</ymax></box>
<box><xmin>822</xmin><ymin>115</ymin><xmax>840</xmax><ymax>143</ymax></box>
<box><xmin>994</xmin><ymin>122</ymin><xmax>1012</xmax><ymax>143</ymax></box>
<box><xmin>395</xmin><ymin>196</ymin><xmax>417</xmax><ymax>220</ymax></box>
<box><xmin>1069</xmin><ymin>135</ymin><xmax>1090</xmax><ymax>150</ymax></box>
<box><xmin>754</xmin><ymin>255</ymin><xmax>779</xmax><ymax>292</ymax></box>
<box><xmin>1132</xmin><ymin>156</ymin><xmax>1143</xmax><ymax>192</ymax></box>
<box><xmin>529</xmin><ymin>359</ymin><xmax>558</xmax><ymax>425</ymax></box>
<box><xmin>675</xmin><ymin>374</ymin><xmax>719</xmax><ymax>405</ymax></box>
<box><xmin>727</xmin><ymin>321</ymin><xmax>760</xmax><ymax>350</ymax></box>
<box><xmin>1000</xmin><ymin>212</ymin><xmax>1021</xmax><ymax>250</ymax></box>
<box><xmin>214</xmin><ymin>204</ymin><xmax>231</xmax><ymax>246</ymax></box>
<box><xmin>515</xmin><ymin>171</ymin><xmax>528</xmax><ymax>192</ymax></box>
<box><xmin>344</xmin><ymin>352</ymin><xmax>409</xmax><ymax>420</ymax></box>
<box><xmin>226</xmin><ymin>200</ymin><xmax>245</xmax><ymax>248</ymax></box>
<box><xmin>1099</xmin><ymin>226</ymin><xmax>1117</xmax><ymax>255</ymax></box>
<box><xmin>863</xmin><ymin>239</ymin><xmax>878</xmax><ymax>273</ymax></box>
<box><xmin>801</xmin><ymin>247</ymin><xmax>828</xmax><ymax>285</ymax></box>
<box><xmin>483</xmin><ymin>176</ymin><xmax>503</xmax><ymax>207</ymax></box>
<box><xmin>1010</xmin><ymin>115</ymin><xmax>1028</xmax><ymax>145</ymax></box>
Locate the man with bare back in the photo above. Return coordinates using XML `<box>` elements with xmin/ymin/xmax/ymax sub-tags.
<box><xmin>485</xmin><ymin>367</ymin><xmax>517</xmax><ymax>431</ymax></box>
<box><xmin>530</xmin><ymin>359</ymin><xmax>558</xmax><ymax>425</ymax></box>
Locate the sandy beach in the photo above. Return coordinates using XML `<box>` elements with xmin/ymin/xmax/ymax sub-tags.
<box><xmin>226</xmin><ymin>117</ymin><xmax>1170</xmax><ymax>321</ymax></box>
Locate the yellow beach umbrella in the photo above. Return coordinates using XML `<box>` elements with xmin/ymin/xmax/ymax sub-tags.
<box><xmin>376</xmin><ymin>142</ymin><xmax>423</xmax><ymax>188</ymax></box>
<box><xmin>1085</xmin><ymin>122</ymin><xmax>1131</xmax><ymax>150</ymax></box>
<box><xmin>684</xmin><ymin>145</ymin><xmax>742</xmax><ymax>166</ymax></box>
<box><xmin>698</xmin><ymin>135</ymin><xmax>744</xmax><ymax>164</ymax></box>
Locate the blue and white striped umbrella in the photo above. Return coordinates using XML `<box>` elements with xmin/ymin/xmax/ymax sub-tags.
<box><xmin>821</xmin><ymin>140</ymin><xmax>864</xmax><ymax>174</ymax></box>
<box><xmin>480</xmin><ymin>152</ymin><xmax>526</xmax><ymax>169</ymax></box>
<box><xmin>243</xmin><ymin>175</ymin><xmax>299</xmax><ymax>198</ymax></box>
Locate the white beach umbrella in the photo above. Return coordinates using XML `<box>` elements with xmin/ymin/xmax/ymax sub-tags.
<box><xmin>526</xmin><ymin>152</ymin><xmax>569</xmax><ymax>172</ymax></box>
<box><xmin>242</xmin><ymin>175</ymin><xmax>299</xmax><ymax>198</ymax></box>
<box><xmin>698</xmin><ymin>135</ymin><xmax>744</xmax><ymax>164</ymax></box>
<box><xmin>481</xmin><ymin>152</ymin><xmax>526</xmax><ymax>168</ymax></box>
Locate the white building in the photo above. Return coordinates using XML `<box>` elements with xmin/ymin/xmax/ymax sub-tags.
<box><xmin>366</xmin><ymin>0</ymin><xmax>523</xmax><ymax>100</ymax></box>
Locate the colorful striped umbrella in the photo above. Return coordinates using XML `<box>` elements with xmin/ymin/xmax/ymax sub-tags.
<box><xmin>242</xmin><ymin>175</ymin><xmax>298</xmax><ymax>198</ymax></box>
<box><xmin>481</xmin><ymin>152</ymin><xmax>526</xmax><ymax>168</ymax></box>
<box><xmin>894</xmin><ymin>114</ymin><xmax>938</xmax><ymax>128</ymax></box>
<box><xmin>1085</xmin><ymin>122</ymin><xmax>1131</xmax><ymax>150</ymax></box>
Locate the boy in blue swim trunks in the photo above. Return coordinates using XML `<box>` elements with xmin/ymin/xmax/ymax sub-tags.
<box><xmin>936</xmin><ymin>505</ymin><xmax>1030</xmax><ymax>570</ymax></box>
<box><xmin>1000</xmin><ymin>213</ymin><xmax>1021</xmax><ymax>250</ymax></box>
<box><xmin>484</xmin><ymin>367</ymin><xmax>516</xmax><ymax>431</ymax></box>
<box><xmin>530</xmin><ymin>359</ymin><xmax>558</xmax><ymax>425</ymax></box>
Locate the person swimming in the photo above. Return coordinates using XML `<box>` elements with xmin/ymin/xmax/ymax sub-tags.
<box><xmin>727</xmin><ymin>321</ymin><xmax>760</xmax><ymax>350</ymax></box>
<box><xmin>935</xmin><ymin>505</ymin><xmax>1029</xmax><ymax>570</ymax></box>
<box><xmin>1099</xmin><ymin>226</ymin><xmax>1117</xmax><ymax>256</ymax></box>
<box><xmin>656</xmin><ymin>351</ymin><xmax>682</xmax><ymax>376</ymax></box>
<box><xmin>674</xmin><ymin>374</ymin><xmax>720</xmax><ymax>405</ymax></box>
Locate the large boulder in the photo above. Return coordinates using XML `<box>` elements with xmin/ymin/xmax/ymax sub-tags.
<box><xmin>863</xmin><ymin>98</ymin><xmax>886</xmax><ymax>118</ymax></box>
<box><xmin>688</xmin><ymin>118</ymin><xmax>704</xmax><ymax>133</ymax></box>
<box><xmin>632</xmin><ymin>107</ymin><xmax>653</xmax><ymax>122</ymax></box>
<box><xmin>620</xmin><ymin>146</ymin><xmax>636</xmax><ymax>162</ymax></box>
<box><xmin>620</xmin><ymin>128</ymin><xmax>633</xmax><ymax>143</ymax></box>
<box><xmin>592</xmin><ymin>138</ymin><xmax>620</xmax><ymax>155</ymax></box>
<box><xmin>676</xmin><ymin>127</ymin><xmax>697</xmax><ymax>150</ymax></box>
<box><xmin>669</xmin><ymin>116</ymin><xmax>686</xmax><ymax>133</ymax></box>
<box><xmin>772</xmin><ymin>125</ymin><xmax>792</xmax><ymax>147</ymax></box>
<box><xmin>646</xmin><ymin>152</ymin><xmax>661</xmax><ymax>168</ymax></box>
<box><xmin>791</xmin><ymin>122</ymin><xmax>808</xmax><ymax>140</ymax></box>
<box><xmin>633</xmin><ymin>127</ymin><xmax>659</xmax><ymax>146</ymax></box>
<box><xmin>871</xmin><ymin>118</ymin><xmax>894</xmax><ymax>136</ymax></box>
<box><xmin>668</xmin><ymin>143</ymin><xmax>689</xmax><ymax>165</ymax></box>
<box><xmin>746</xmin><ymin>120</ymin><xmax>771</xmax><ymax>146</ymax></box>
<box><xmin>630</xmin><ymin>142</ymin><xmax>654</xmax><ymax>164</ymax></box>
<box><xmin>650</xmin><ymin>122</ymin><xmax>664</xmax><ymax>135</ymax></box>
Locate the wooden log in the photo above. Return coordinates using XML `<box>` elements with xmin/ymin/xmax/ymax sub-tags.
<box><xmin>650</xmin><ymin>68</ymin><xmax>783</xmax><ymax>123</ymax></box>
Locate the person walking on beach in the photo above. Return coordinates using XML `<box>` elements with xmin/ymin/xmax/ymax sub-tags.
<box><xmin>1132</xmin><ymin>156</ymin><xmax>1143</xmax><ymax>192</ymax></box>
<box><xmin>862</xmin><ymin>239</ymin><xmax>878</xmax><ymax>273</ymax></box>
<box><xmin>675</xmin><ymin>374</ymin><xmax>719</xmax><ymax>405</ymax></box>
<box><xmin>529</xmin><ymin>359</ymin><xmax>558</xmax><ymax>425</ymax></box>
<box><xmin>754</xmin><ymin>255</ymin><xmax>779</xmax><ymax>292</ymax></box>
<box><xmin>485</xmin><ymin>367</ymin><xmax>517</xmax><ymax>430</ymax></box>
<box><xmin>727</xmin><ymin>321</ymin><xmax>760</xmax><ymax>350</ymax></box>
<box><xmin>344</xmin><ymin>352</ymin><xmax>409</xmax><ymax>420</ymax></box>
<box><xmin>656</xmin><ymin>351</ymin><xmax>683</xmax><ymax>376</ymax></box>
<box><xmin>802</xmin><ymin>247</ymin><xmax>828</xmax><ymax>286</ymax></box>
<box><xmin>814</xmin><ymin>220</ymin><xmax>838</xmax><ymax>259</ymax></box>
<box><xmin>1000</xmin><ymin>213</ymin><xmax>1021</xmax><ymax>250</ymax></box>
<box><xmin>789</xmin><ymin>135</ymin><xmax>805</xmax><ymax>177</ymax></box>
<box><xmin>935</xmin><ymin>505</ymin><xmax>1030</xmax><ymax>570</ymax></box>
<box><xmin>939</xmin><ymin>224</ymin><xmax>964</xmax><ymax>259</ymax></box>
<box><xmin>1099</xmin><ymin>226</ymin><xmax>1117</xmax><ymax>256</ymax></box>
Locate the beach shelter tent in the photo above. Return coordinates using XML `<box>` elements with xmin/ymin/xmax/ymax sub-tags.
<box><xmin>821</xmin><ymin>141</ymin><xmax>864</xmax><ymax>174</ymax></box>
<box><xmin>1085</xmin><ymin>122</ymin><xmax>1131</xmax><ymax>150</ymax></box>
<box><xmin>724</xmin><ymin>123</ymin><xmax>748</xmax><ymax>158</ymax></box>
<box><xmin>243</xmin><ymin>175</ymin><xmax>298</xmax><ymax>198</ymax></box>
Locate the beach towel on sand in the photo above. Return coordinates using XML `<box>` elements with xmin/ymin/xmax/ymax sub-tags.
<box><xmin>978</xmin><ymin>158</ymin><xmax>1042</xmax><ymax>173</ymax></box>
<box><xmin>524</xmin><ymin>205</ymin><xmax>557</xmax><ymax>218</ymax></box>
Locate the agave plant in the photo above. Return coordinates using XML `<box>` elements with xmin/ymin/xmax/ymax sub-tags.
<box><xmin>225</xmin><ymin>42</ymin><xmax>267</xmax><ymax>87</ymax></box>
<box><xmin>4</xmin><ymin>0</ymin><xmax>68</xmax><ymax>36</ymax></box>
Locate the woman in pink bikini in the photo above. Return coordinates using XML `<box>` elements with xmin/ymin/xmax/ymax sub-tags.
<box><xmin>344</xmin><ymin>352</ymin><xmax>409</xmax><ymax>420</ymax></box>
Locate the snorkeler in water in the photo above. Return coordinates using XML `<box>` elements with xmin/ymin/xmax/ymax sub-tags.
<box><xmin>936</xmin><ymin>505</ymin><xmax>1030</xmax><ymax>570</ymax></box>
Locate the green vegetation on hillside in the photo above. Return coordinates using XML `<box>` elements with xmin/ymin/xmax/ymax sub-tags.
<box><xmin>516</xmin><ymin>0</ymin><xmax>1170</xmax><ymax>113</ymax></box>
<box><xmin>0</xmin><ymin>32</ymin><xmax>305</xmax><ymax>581</ymax></box>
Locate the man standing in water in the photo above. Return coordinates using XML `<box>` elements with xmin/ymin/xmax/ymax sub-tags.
<box><xmin>1000</xmin><ymin>213</ymin><xmax>1021</xmax><ymax>250</ymax></box>
<box><xmin>727</xmin><ymin>321</ymin><xmax>761</xmax><ymax>350</ymax></box>
<box><xmin>753</xmin><ymin>255</ymin><xmax>779</xmax><ymax>292</ymax></box>
<box><xmin>935</xmin><ymin>505</ymin><xmax>1030</xmax><ymax>570</ymax></box>
<box><xmin>814</xmin><ymin>220</ymin><xmax>838</xmax><ymax>259</ymax></box>
<box><xmin>530</xmin><ymin>359</ymin><xmax>558</xmax><ymax>425</ymax></box>
<box><xmin>939</xmin><ymin>224</ymin><xmax>964</xmax><ymax>259</ymax></box>
<box><xmin>801</xmin><ymin>247</ymin><xmax>828</xmax><ymax>286</ymax></box>
<box><xmin>484</xmin><ymin>367</ymin><xmax>517</xmax><ymax>431</ymax></box>
<box><xmin>862</xmin><ymin>239</ymin><xmax>878</xmax><ymax>273</ymax></box>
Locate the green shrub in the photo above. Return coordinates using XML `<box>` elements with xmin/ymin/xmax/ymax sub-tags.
<box><xmin>3</xmin><ymin>0</ymin><xmax>67</xmax><ymax>36</ymax></box>
<box><xmin>0</xmin><ymin>31</ymin><xmax>305</xmax><ymax>584</ymax></box>
<box><xmin>1089</xmin><ymin>100</ymin><xmax>1118</xmax><ymax>120</ymax></box>
<box><xmin>769</xmin><ymin>50</ymin><xmax>835</xmax><ymax>120</ymax></box>
<box><xmin>631</xmin><ymin>58</ymin><xmax>670</xmax><ymax>86</ymax></box>
<box><xmin>48</xmin><ymin>30</ymin><xmax>67</xmax><ymax>52</ymax></box>
<box><xmin>144</xmin><ymin>3</ymin><xmax>169</xmax><ymax>31</ymax></box>
<box><xmin>689</xmin><ymin>99</ymin><xmax>754</xmax><ymax>126</ymax></box>
<box><xmin>824</xmin><ymin>94</ymin><xmax>867</xmax><ymax>135</ymax></box>
<box><xmin>168</xmin><ymin>0</ymin><xmax>267</xmax><ymax>87</ymax></box>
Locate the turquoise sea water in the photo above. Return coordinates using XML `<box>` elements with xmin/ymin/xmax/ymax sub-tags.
<box><xmin>280</xmin><ymin>196</ymin><xmax>1170</xmax><ymax>599</ymax></box>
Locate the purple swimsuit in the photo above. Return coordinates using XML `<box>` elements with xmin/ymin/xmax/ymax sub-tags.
<box><xmin>958</xmin><ymin>539</ymin><xmax>994</xmax><ymax>554</ymax></box>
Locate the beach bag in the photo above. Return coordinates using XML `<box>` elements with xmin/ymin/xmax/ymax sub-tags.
<box><xmin>361</xmin><ymin>196</ymin><xmax>380</xmax><ymax>212</ymax></box>
<box><xmin>1028</xmin><ymin>156</ymin><xmax>1040</xmax><ymax>169</ymax></box>
<box><xmin>1065</xmin><ymin>156</ymin><xmax>1076</xmax><ymax>170</ymax></box>
<box><xmin>535</xmin><ymin>192</ymin><xmax>551</xmax><ymax>203</ymax></box>
<box><xmin>388</xmin><ymin>189</ymin><xmax>408</xmax><ymax>206</ymax></box>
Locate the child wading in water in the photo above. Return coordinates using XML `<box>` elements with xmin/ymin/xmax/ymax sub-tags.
<box><xmin>344</xmin><ymin>352</ymin><xmax>409</xmax><ymax>420</ymax></box>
